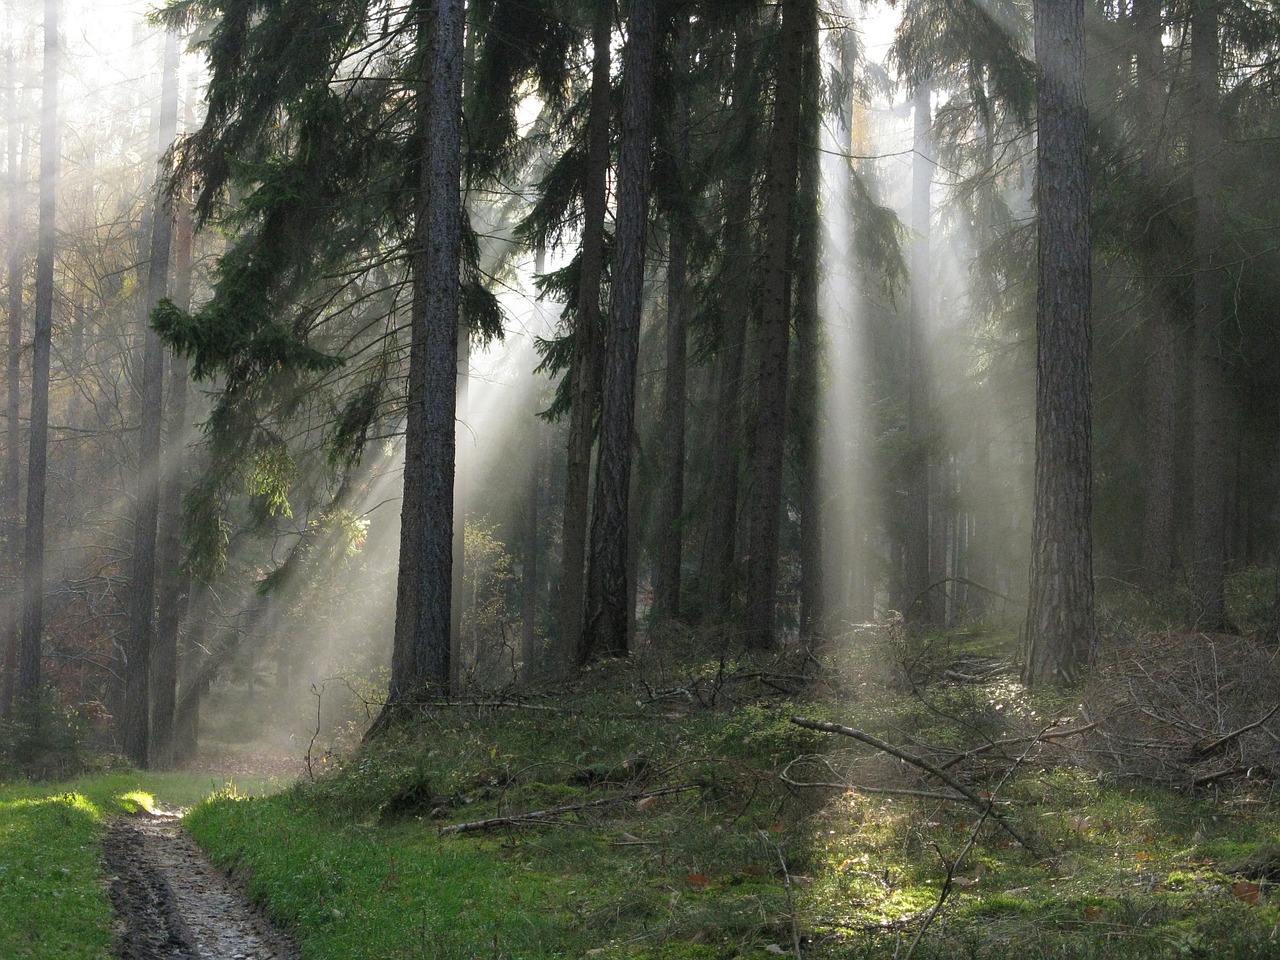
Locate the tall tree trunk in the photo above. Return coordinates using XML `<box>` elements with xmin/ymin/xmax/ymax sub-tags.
<box><xmin>1134</xmin><ymin>0</ymin><xmax>1177</xmax><ymax>587</ymax></box>
<box><xmin>1022</xmin><ymin>0</ymin><xmax>1095</xmax><ymax>686</ymax></box>
<box><xmin>903</xmin><ymin>81</ymin><xmax>934</xmax><ymax>627</ymax></box>
<box><xmin>555</xmin><ymin>0</ymin><xmax>612</xmax><ymax>667</ymax></box>
<box><xmin>1189</xmin><ymin>0</ymin><xmax>1229</xmax><ymax>629</ymax></box>
<box><xmin>385</xmin><ymin>0</ymin><xmax>465</xmax><ymax>711</ymax></box>
<box><xmin>123</xmin><ymin>28</ymin><xmax>180</xmax><ymax>768</ymax></box>
<box><xmin>651</xmin><ymin>15</ymin><xmax>691</xmax><ymax>626</ymax></box>
<box><xmin>1</xmin><ymin>45</ymin><xmax>23</xmax><ymax>719</ymax></box>
<box><xmin>700</xmin><ymin>25</ymin><xmax>756</xmax><ymax>626</ymax></box>
<box><xmin>794</xmin><ymin>23</ymin><xmax>822</xmax><ymax>641</ymax></box>
<box><xmin>744</xmin><ymin>0</ymin><xmax>813</xmax><ymax>650</ymax></box>
<box><xmin>580</xmin><ymin>0</ymin><xmax>658</xmax><ymax>662</ymax></box>
<box><xmin>18</xmin><ymin>0</ymin><xmax>59</xmax><ymax>708</ymax></box>
<box><xmin>451</xmin><ymin>313</ymin><xmax>469</xmax><ymax>680</ymax></box>
<box><xmin>151</xmin><ymin>109</ymin><xmax>194</xmax><ymax>769</ymax></box>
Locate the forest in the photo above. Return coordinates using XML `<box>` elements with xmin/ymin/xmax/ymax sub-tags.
<box><xmin>1</xmin><ymin>0</ymin><xmax>1280</xmax><ymax>958</ymax></box>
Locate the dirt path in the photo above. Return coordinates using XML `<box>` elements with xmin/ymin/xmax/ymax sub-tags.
<box><xmin>103</xmin><ymin>811</ymin><xmax>300</xmax><ymax>960</ymax></box>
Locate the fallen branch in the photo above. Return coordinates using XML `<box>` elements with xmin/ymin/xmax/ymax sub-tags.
<box><xmin>938</xmin><ymin>722</ymin><xmax>1097</xmax><ymax>770</ymax></box>
<box><xmin>439</xmin><ymin>784</ymin><xmax>699</xmax><ymax>836</ymax></box>
<box><xmin>1193</xmin><ymin>703</ymin><xmax>1280</xmax><ymax>758</ymax></box>
<box><xmin>791</xmin><ymin>717</ymin><xmax>1039</xmax><ymax>855</ymax></box>
<box><xmin>779</xmin><ymin>755</ymin><xmax>970</xmax><ymax>802</ymax></box>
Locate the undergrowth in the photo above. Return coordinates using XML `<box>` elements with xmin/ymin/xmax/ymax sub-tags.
<box><xmin>183</xmin><ymin>588</ymin><xmax>1280</xmax><ymax>960</ymax></box>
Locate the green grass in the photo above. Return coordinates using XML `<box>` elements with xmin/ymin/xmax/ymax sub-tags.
<box><xmin>0</xmin><ymin>771</ymin><xmax>285</xmax><ymax>960</ymax></box>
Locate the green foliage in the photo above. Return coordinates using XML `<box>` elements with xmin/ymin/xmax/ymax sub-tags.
<box><xmin>0</xmin><ymin>691</ymin><xmax>93</xmax><ymax>781</ymax></box>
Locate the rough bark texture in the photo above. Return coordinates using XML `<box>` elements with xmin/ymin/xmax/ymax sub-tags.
<box><xmin>388</xmin><ymin>0</ymin><xmax>464</xmax><ymax>707</ymax></box>
<box><xmin>744</xmin><ymin>0</ymin><xmax>811</xmax><ymax>650</ymax></box>
<box><xmin>1189</xmin><ymin>0</ymin><xmax>1229</xmax><ymax>629</ymax></box>
<box><xmin>555</xmin><ymin>0</ymin><xmax>611</xmax><ymax>666</ymax></box>
<box><xmin>18</xmin><ymin>0</ymin><xmax>59</xmax><ymax>707</ymax></box>
<box><xmin>581</xmin><ymin>0</ymin><xmax>658</xmax><ymax>662</ymax></box>
<box><xmin>651</xmin><ymin>16</ymin><xmax>691</xmax><ymax>626</ymax></box>
<box><xmin>903</xmin><ymin>81</ymin><xmax>934</xmax><ymax>628</ymax></box>
<box><xmin>1022</xmin><ymin>0</ymin><xmax>1095</xmax><ymax>687</ymax></box>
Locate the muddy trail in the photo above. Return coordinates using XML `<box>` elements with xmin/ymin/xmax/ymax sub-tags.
<box><xmin>103</xmin><ymin>811</ymin><xmax>300</xmax><ymax>960</ymax></box>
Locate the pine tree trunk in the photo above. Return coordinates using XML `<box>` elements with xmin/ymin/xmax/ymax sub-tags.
<box><xmin>1</xmin><ymin>47</ymin><xmax>23</xmax><ymax>719</ymax></box>
<box><xmin>903</xmin><ymin>81</ymin><xmax>934</xmax><ymax>627</ymax></box>
<box><xmin>1189</xmin><ymin>0</ymin><xmax>1229</xmax><ymax>629</ymax></box>
<box><xmin>123</xmin><ymin>29</ymin><xmax>180</xmax><ymax>768</ymax></box>
<box><xmin>651</xmin><ymin>15</ymin><xmax>691</xmax><ymax>626</ymax></box>
<box><xmin>386</xmin><ymin>0</ymin><xmax>465</xmax><ymax>711</ymax></box>
<box><xmin>18</xmin><ymin>0</ymin><xmax>59</xmax><ymax>708</ymax></box>
<box><xmin>581</xmin><ymin>0</ymin><xmax>658</xmax><ymax>662</ymax></box>
<box><xmin>700</xmin><ymin>25</ymin><xmax>756</xmax><ymax>626</ymax></box>
<box><xmin>150</xmin><ymin>112</ymin><xmax>194</xmax><ymax>769</ymax></box>
<box><xmin>794</xmin><ymin>27</ymin><xmax>822</xmax><ymax>641</ymax></box>
<box><xmin>1022</xmin><ymin>0</ymin><xmax>1095</xmax><ymax>687</ymax></box>
<box><xmin>745</xmin><ymin>0</ymin><xmax>812</xmax><ymax>650</ymax></box>
<box><xmin>1133</xmin><ymin>0</ymin><xmax>1177</xmax><ymax>588</ymax></box>
<box><xmin>555</xmin><ymin>0</ymin><xmax>611</xmax><ymax>667</ymax></box>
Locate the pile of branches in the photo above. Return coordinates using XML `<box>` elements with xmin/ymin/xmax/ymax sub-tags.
<box><xmin>1079</xmin><ymin>630</ymin><xmax>1280</xmax><ymax>791</ymax></box>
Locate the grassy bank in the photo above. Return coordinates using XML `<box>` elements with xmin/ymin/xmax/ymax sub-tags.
<box><xmin>182</xmin><ymin>628</ymin><xmax>1280</xmax><ymax>960</ymax></box>
<box><xmin>0</xmin><ymin>771</ymin><xmax>283</xmax><ymax>959</ymax></box>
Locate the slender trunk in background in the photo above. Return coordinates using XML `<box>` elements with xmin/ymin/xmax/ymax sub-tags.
<box><xmin>18</xmin><ymin>0</ymin><xmax>59</xmax><ymax>707</ymax></box>
<box><xmin>1</xmin><ymin>46</ymin><xmax>23</xmax><ymax>718</ymax></box>
<box><xmin>581</xmin><ymin>0</ymin><xmax>658</xmax><ymax>662</ymax></box>
<box><xmin>1022</xmin><ymin>0</ymin><xmax>1095</xmax><ymax>686</ymax></box>
<box><xmin>700</xmin><ymin>25</ymin><xmax>756</xmax><ymax>626</ymax></box>
<box><xmin>556</xmin><ymin>0</ymin><xmax>611</xmax><ymax>667</ymax></box>
<box><xmin>63</xmin><ymin>297</ymin><xmax>85</xmax><ymax>487</ymax></box>
<box><xmin>123</xmin><ymin>29</ymin><xmax>180</xmax><ymax>768</ymax></box>
<box><xmin>1189</xmin><ymin>0</ymin><xmax>1229</xmax><ymax>629</ymax></box>
<box><xmin>903</xmin><ymin>80</ymin><xmax>934</xmax><ymax>627</ymax></box>
<box><xmin>794</xmin><ymin>23</ymin><xmax>822</xmax><ymax>641</ymax></box>
<box><xmin>651</xmin><ymin>15</ymin><xmax>691</xmax><ymax>626</ymax></box>
<box><xmin>1134</xmin><ymin>0</ymin><xmax>1176</xmax><ymax>587</ymax></box>
<box><xmin>745</xmin><ymin>0</ymin><xmax>812</xmax><ymax>650</ymax></box>
<box><xmin>522</xmin><ymin>248</ymin><xmax>548</xmax><ymax>677</ymax></box>
<box><xmin>451</xmin><ymin>312</ymin><xmax>469</xmax><ymax>679</ymax></box>
<box><xmin>151</xmin><ymin>97</ymin><xmax>194</xmax><ymax>767</ymax></box>
<box><xmin>384</xmin><ymin>0</ymin><xmax>464</xmax><ymax>713</ymax></box>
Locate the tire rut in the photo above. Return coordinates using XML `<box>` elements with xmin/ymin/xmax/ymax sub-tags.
<box><xmin>103</xmin><ymin>812</ymin><xmax>300</xmax><ymax>960</ymax></box>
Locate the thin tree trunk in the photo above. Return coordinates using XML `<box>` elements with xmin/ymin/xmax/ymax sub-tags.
<box><xmin>794</xmin><ymin>24</ymin><xmax>822</xmax><ymax>641</ymax></box>
<box><xmin>123</xmin><ymin>28</ymin><xmax>180</xmax><ymax>768</ymax></box>
<box><xmin>744</xmin><ymin>0</ymin><xmax>812</xmax><ymax>650</ymax></box>
<box><xmin>581</xmin><ymin>0</ymin><xmax>658</xmax><ymax>662</ymax></box>
<box><xmin>18</xmin><ymin>0</ymin><xmax>59</xmax><ymax>708</ymax></box>
<box><xmin>1</xmin><ymin>46</ymin><xmax>23</xmax><ymax>719</ymax></box>
<box><xmin>1189</xmin><ymin>0</ymin><xmax>1229</xmax><ymax>630</ymax></box>
<box><xmin>1022</xmin><ymin>0</ymin><xmax>1095</xmax><ymax>686</ymax></box>
<box><xmin>700</xmin><ymin>25</ymin><xmax>756</xmax><ymax>626</ymax></box>
<box><xmin>385</xmin><ymin>0</ymin><xmax>465</xmax><ymax>712</ymax></box>
<box><xmin>903</xmin><ymin>81</ymin><xmax>934</xmax><ymax>627</ymax></box>
<box><xmin>451</xmin><ymin>313</ymin><xmax>469</xmax><ymax>680</ymax></box>
<box><xmin>651</xmin><ymin>16</ymin><xmax>691</xmax><ymax>626</ymax></box>
<box><xmin>555</xmin><ymin>0</ymin><xmax>611</xmax><ymax>667</ymax></box>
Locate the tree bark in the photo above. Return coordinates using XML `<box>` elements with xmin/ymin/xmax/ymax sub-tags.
<box><xmin>555</xmin><ymin>0</ymin><xmax>612</xmax><ymax>667</ymax></box>
<box><xmin>18</xmin><ymin>0</ymin><xmax>59</xmax><ymax>708</ymax></box>
<box><xmin>1022</xmin><ymin>0</ymin><xmax>1095</xmax><ymax>686</ymax></box>
<box><xmin>1189</xmin><ymin>0</ymin><xmax>1229</xmax><ymax>630</ymax></box>
<box><xmin>700</xmin><ymin>25</ymin><xmax>756</xmax><ymax>626</ymax></box>
<box><xmin>744</xmin><ymin>0</ymin><xmax>812</xmax><ymax>650</ymax></box>
<box><xmin>1</xmin><ymin>46</ymin><xmax>23</xmax><ymax>719</ymax></box>
<box><xmin>651</xmin><ymin>14</ymin><xmax>691</xmax><ymax>626</ymax></box>
<box><xmin>386</xmin><ymin>0</ymin><xmax>465</xmax><ymax>711</ymax></box>
<box><xmin>581</xmin><ymin>0</ymin><xmax>658</xmax><ymax>662</ymax></box>
<box><xmin>123</xmin><ymin>28</ymin><xmax>180</xmax><ymax>768</ymax></box>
